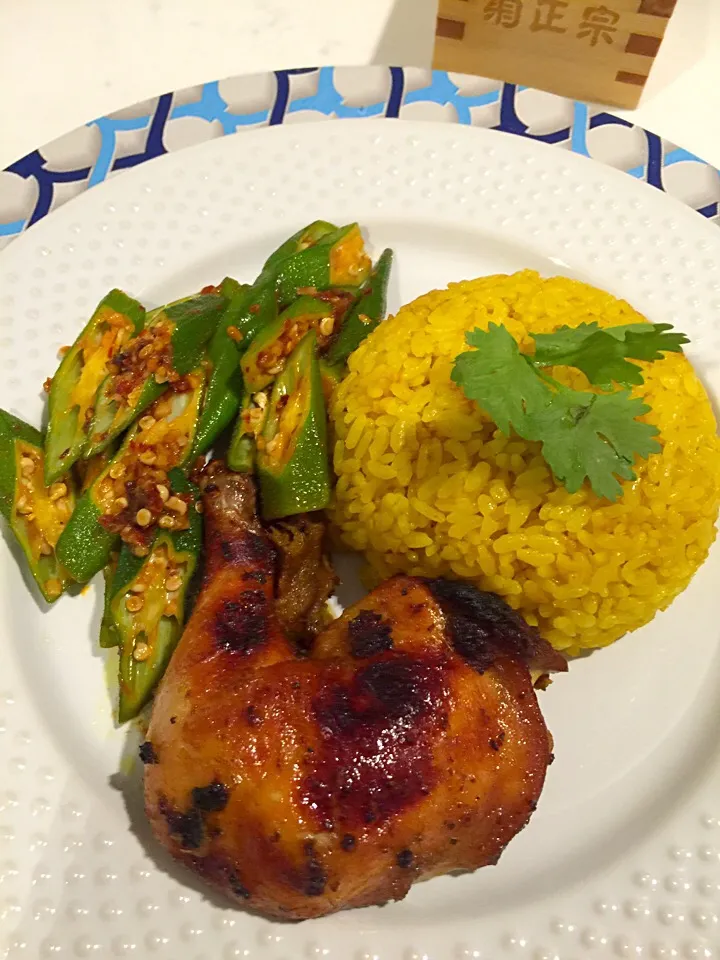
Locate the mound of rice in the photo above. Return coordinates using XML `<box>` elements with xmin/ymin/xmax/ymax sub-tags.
<box><xmin>330</xmin><ymin>270</ymin><xmax>720</xmax><ymax>655</ymax></box>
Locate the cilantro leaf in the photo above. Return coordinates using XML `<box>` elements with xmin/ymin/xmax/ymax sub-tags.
<box><xmin>451</xmin><ymin>322</ymin><xmax>670</xmax><ymax>501</ymax></box>
<box><xmin>451</xmin><ymin>324</ymin><xmax>551</xmax><ymax>434</ymax></box>
<box><xmin>532</xmin><ymin>322</ymin><xmax>688</xmax><ymax>389</ymax></box>
<box><xmin>619</xmin><ymin>323</ymin><xmax>689</xmax><ymax>360</ymax></box>
<box><xmin>530</xmin><ymin>322</ymin><xmax>602</xmax><ymax>364</ymax></box>
<box><xmin>523</xmin><ymin>387</ymin><xmax>660</xmax><ymax>501</ymax></box>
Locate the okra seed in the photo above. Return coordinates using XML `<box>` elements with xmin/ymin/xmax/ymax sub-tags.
<box><xmin>253</xmin><ymin>392</ymin><xmax>267</xmax><ymax>410</ymax></box>
<box><xmin>156</xmin><ymin>484</ymin><xmax>169</xmax><ymax>502</ymax></box>
<box><xmin>319</xmin><ymin>316</ymin><xmax>335</xmax><ymax>337</ymax></box>
<box><xmin>195</xmin><ymin>502</ymin><xmax>204</xmax><ymax>514</ymax></box>
<box><xmin>165</xmin><ymin>575</ymin><xmax>182</xmax><ymax>592</ymax></box>
<box><xmin>113</xmin><ymin>496</ymin><xmax>129</xmax><ymax>512</ymax></box>
<box><xmin>20</xmin><ymin>456</ymin><xmax>35</xmax><ymax>475</ymax></box>
<box><xmin>55</xmin><ymin>499</ymin><xmax>71</xmax><ymax>520</ymax></box>
<box><xmin>166</xmin><ymin>497</ymin><xmax>187</xmax><ymax>515</ymax></box>
<box><xmin>135</xmin><ymin>508</ymin><xmax>152</xmax><ymax>527</ymax></box>
<box><xmin>139</xmin><ymin>415</ymin><xmax>156</xmax><ymax>431</ymax></box>
<box><xmin>109</xmin><ymin>463</ymin><xmax>126</xmax><ymax>480</ymax></box>
<box><xmin>45</xmin><ymin>579</ymin><xmax>62</xmax><ymax>599</ymax></box>
<box><xmin>159</xmin><ymin>515</ymin><xmax>175</xmax><ymax>529</ymax></box>
<box><xmin>133</xmin><ymin>546</ymin><xmax>149</xmax><ymax>557</ymax></box>
<box><xmin>154</xmin><ymin>401</ymin><xmax>172</xmax><ymax>418</ymax></box>
<box><xmin>125</xmin><ymin>595</ymin><xmax>144</xmax><ymax>613</ymax></box>
<box><xmin>39</xmin><ymin>541</ymin><xmax>52</xmax><ymax>556</ymax></box>
<box><xmin>130</xmin><ymin>582</ymin><xmax>146</xmax><ymax>594</ymax></box>
<box><xmin>164</xmin><ymin>602</ymin><xmax>178</xmax><ymax>617</ymax></box>
<box><xmin>15</xmin><ymin>496</ymin><xmax>31</xmax><ymax>514</ymax></box>
<box><xmin>133</xmin><ymin>641</ymin><xmax>150</xmax><ymax>661</ymax></box>
<box><xmin>155</xmin><ymin>369</ymin><xmax>169</xmax><ymax>384</ymax></box>
<box><xmin>139</xmin><ymin>451</ymin><xmax>157</xmax><ymax>466</ymax></box>
<box><xmin>49</xmin><ymin>482</ymin><xmax>67</xmax><ymax>501</ymax></box>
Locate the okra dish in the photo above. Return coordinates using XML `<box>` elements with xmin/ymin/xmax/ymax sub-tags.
<box><xmin>3</xmin><ymin>217</ymin><xmax>719</xmax><ymax>920</ymax></box>
<box><xmin>0</xmin><ymin>220</ymin><xmax>389</xmax><ymax>722</ymax></box>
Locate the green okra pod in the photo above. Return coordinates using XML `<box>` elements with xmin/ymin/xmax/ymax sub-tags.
<box><xmin>114</xmin><ymin>469</ymin><xmax>202</xmax><ymax>722</ymax></box>
<box><xmin>86</xmin><ymin>291</ymin><xmax>225</xmax><ymax>457</ymax></box>
<box><xmin>261</xmin><ymin>220</ymin><xmax>337</xmax><ymax>274</ymax></box>
<box><xmin>56</xmin><ymin>369</ymin><xmax>206</xmax><ymax>583</ymax></box>
<box><xmin>44</xmin><ymin>290</ymin><xmax>146</xmax><ymax>484</ymax></box>
<box><xmin>256</xmin><ymin>331</ymin><xmax>330</xmax><ymax>520</ymax></box>
<box><xmin>326</xmin><ymin>248</ymin><xmax>393</xmax><ymax>367</ymax></box>
<box><xmin>0</xmin><ymin>409</ymin><xmax>76</xmax><ymax>602</ymax></box>
<box><xmin>272</xmin><ymin>223</ymin><xmax>371</xmax><ymax>306</ymax></box>
<box><xmin>99</xmin><ymin>555</ymin><xmax>120</xmax><ymax>649</ymax></box>
<box><xmin>241</xmin><ymin>295</ymin><xmax>335</xmax><ymax>394</ymax></box>
<box><xmin>191</xmin><ymin>278</ymin><xmax>276</xmax><ymax>457</ymax></box>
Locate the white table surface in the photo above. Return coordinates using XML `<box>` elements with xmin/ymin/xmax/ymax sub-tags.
<box><xmin>1</xmin><ymin>0</ymin><xmax>719</xmax><ymax>172</ymax></box>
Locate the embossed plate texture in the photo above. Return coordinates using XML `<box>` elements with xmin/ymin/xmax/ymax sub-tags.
<box><xmin>0</xmin><ymin>84</ymin><xmax>720</xmax><ymax>960</ymax></box>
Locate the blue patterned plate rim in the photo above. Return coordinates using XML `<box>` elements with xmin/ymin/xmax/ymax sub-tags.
<box><xmin>1</xmin><ymin>65</ymin><xmax>718</xmax><ymax>248</ymax></box>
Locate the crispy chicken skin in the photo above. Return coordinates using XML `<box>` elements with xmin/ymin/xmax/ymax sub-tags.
<box><xmin>144</xmin><ymin>463</ymin><xmax>565</xmax><ymax>920</ymax></box>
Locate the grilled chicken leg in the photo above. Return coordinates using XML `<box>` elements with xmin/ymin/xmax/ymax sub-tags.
<box><xmin>144</xmin><ymin>463</ymin><xmax>565</xmax><ymax>920</ymax></box>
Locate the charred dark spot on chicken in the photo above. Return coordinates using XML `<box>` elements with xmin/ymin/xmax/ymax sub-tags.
<box><xmin>426</xmin><ymin>578</ymin><xmax>567</xmax><ymax>675</ymax></box>
<box><xmin>340</xmin><ymin>833</ymin><xmax>356</xmax><ymax>852</ymax></box>
<box><xmin>347</xmin><ymin>610</ymin><xmax>394</xmax><ymax>658</ymax></box>
<box><xmin>214</xmin><ymin>592</ymin><xmax>268</xmax><ymax>654</ymax></box>
<box><xmin>489</xmin><ymin>731</ymin><xmax>505</xmax><ymax>752</ymax></box>
<box><xmin>158</xmin><ymin>797</ymin><xmax>204</xmax><ymax>850</ymax></box>
<box><xmin>220</xmin><ymin>533</ymin><xmax>274</xmax><ymax>570</ymax></box>
<box><xmin>228</xmin><ymin>871</ymin><xmax>251</xmax><ymax>900</ymax></box>
<box><xmin>139</xmin><ymin>740</ymin><xmax>159</xmax><ymax>765</ymax></box>
<box><xmin>246</xmin><ymin>705</ymin><xmax>264</xmax><ymax>727</ymax></box>
<box><xmin>300</xmin><ymin>840</ymin><xmax>328</xmax><ymax>897</ymax></box>
<box><xmin>304</xmin><ymin>656</ymin><xmax>446</xmax><ymax>829</ymax></box>
<box><xmin>396</xmin><ymin>849</ymin><xmax>414</xmax><ymax>868</ymax></box>
<box><xmin>242</xmin><ymin>569</ymin><xmax>267</xmax><ymax>584</ymax></box>
<box><xmin>192</xmin><ymin>780</ymin><xmax>230</xmax><ymax>813</ymax></box>
<box><xmin>317</xmin><ymin>657</ymin><xmax>441</xmax><ymax>731</ymax></box>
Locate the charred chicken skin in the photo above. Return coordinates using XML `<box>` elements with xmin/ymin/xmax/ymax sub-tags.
<box><xmin>144</xmin><ymin>463</ymin><xmax>565</xmax><ymax>920</ymax></box>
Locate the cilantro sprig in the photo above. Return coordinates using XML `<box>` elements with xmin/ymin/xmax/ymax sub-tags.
<box><xmin>452</xmin><ymin>321</ymin><xmax>688</xmax><ymax>501</ymax></box>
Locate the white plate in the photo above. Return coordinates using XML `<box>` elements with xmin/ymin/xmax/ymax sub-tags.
<box><xmin>1</xmin><ymin>119</ymin><xmax>720</xmax><ymax>960</ymax></box>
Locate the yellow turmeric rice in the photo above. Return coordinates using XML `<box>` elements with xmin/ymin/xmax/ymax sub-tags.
<box><xmin>330</xmin><ymin>270</ymin><xmax>720</xmax><ymax>655</ymax></box>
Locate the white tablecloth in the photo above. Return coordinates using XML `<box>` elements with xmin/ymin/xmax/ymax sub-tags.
<box><xmin>1</xmin><ymin>0</ymin><xmax>718</xmax><ymax>170</ymax></box>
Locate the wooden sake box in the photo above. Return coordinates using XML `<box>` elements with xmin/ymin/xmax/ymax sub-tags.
<box><xmin>433</xmin><ymin>0</ymin><xmax>678</xmax><ymax>108</ymax></box>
